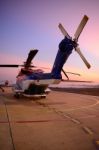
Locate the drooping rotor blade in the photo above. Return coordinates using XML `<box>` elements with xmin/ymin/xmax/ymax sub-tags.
<box><xmin>75</xmin><ymin>47</ymin><xmax>91</xmax><ymax>69</ymax></box>
<box><xmin>58</xmin><ymin>23</ymin><xmax>71</xmax><ymax>39</ymax></box>
<box><xmin>62</xmin><ymin>69</ymin><xmax>81</xmax><ymax>76</ymax></box>
<box><xmin>25</xmin><ymin>49</ymin><xmax>38</xmax><ymax>68</ymax></box>
<box><xmin>62</xmin><ymin>79</ymin><xmax>92</xmax><ymax>82</ymax></box>
<box><xmin>0</xmin><ymin>64</ymin><xmax>19</xmax><ymax>67</ymax></box>
<box><xmin>66</xmin><ymin>71</ymin><xmax>80</xmax><ymax>76</ymax></box>
<box><xmin>74</xmin><ymin>15</ymin><xmax>89</xmax><ymax>41</ymax></box>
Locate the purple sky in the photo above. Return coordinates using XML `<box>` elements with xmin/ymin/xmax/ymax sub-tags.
<box><xmin>0</xmin><ymin>0</ymin><xmax>99</xmax><ymax>82</ymax></box>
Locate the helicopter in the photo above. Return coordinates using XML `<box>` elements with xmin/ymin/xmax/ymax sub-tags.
<box><xmin>0</xmin><ymin>15</ymin><xmax>91</xmax><ymax>98</ymax></box>
<box><xmin>0</xmin><ymin>80</ymin><xmax>9</xmax><ymax>92</ymax></box>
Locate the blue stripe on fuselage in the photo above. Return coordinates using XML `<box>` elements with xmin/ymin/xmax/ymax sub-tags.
<box><xmin>27</xmin><ymin>72</ymin><xmax>61</xmax><ymax>80</ymax></box>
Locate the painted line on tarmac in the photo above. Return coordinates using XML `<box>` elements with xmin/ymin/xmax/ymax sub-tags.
<box><xmin>82</xmin><ymin>126</ymin><xmax>93</xmax><ymax>135</ymax></box>
<box><xmin>40</xmin><ymin>102</ymin><xmax>66</xmax><ymax>105</ymax></box>
<box><xmin>0</xmin><ymin>119</ymin><xmax>66</xmax><ymax>124</ymax></box>
<box><xmin>58</xmin><ymin>111</ymin><xmax>73</xmax><ymax>119</ymax></box>
<box><xmin>0</xmin><ymin>121</ymin><xmax>9</xmax><ymax>123</ymax></box>
<box><xmin>79</xmin><ymin>115</ymin><xmax>96</xmax><ymax>119</ymax></box>
<box><xmin>51</xmin><ymin>109</ymin><xmax>81</xmax><ymax>124</ymax></box>
<box><xmin>16</xmin><ymin>119</ymin><xmax>65</xmax><ymax>123</ymax></box>
<box><xmin>71</xmin><ymin>118</ymin><xmax>81</xmax><ymax>124</ymax></box>
<box><xmin>60</xmin><ymin>98</ymin><xmax>99</xmax><ymax>112</ymax></box>
<box><xmin>63</xmin><ymin>115</ymin><xmax>72</xmax><ymax>119</ymax></box>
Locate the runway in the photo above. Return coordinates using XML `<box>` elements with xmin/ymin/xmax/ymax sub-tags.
<box><xmin>0</xmin><ymin>87</ymin><xmax>99</xmax><ymax>150</ymax></box>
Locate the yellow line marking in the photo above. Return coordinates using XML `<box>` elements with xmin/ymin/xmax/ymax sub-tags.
<box><xmin>60</xmin><ymin>98</ymin><xmax>99</xmax><ymax>112</ymax></box>
<box><xmin>62</xmin><ymin>114</ymin><xmax>72</xmax><ymax>119</ymax></box>
<box><xmin>79</xmin><ymin>115</ymin><xmax>96</xmax><ymax>119</ymax></box>
<box><xmin>71</xmin><ymin>118</ymin><xmax>80</xmax><ymax>124</ymax></box>
<box><xmin>82</xmin><ymin>126</ymin><xmax>93</xmax><ymax>135</ymax></box>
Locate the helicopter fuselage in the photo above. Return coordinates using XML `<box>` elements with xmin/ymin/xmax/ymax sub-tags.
<box><xmin>13</xmin><ymin>37</ymin><xmax>74</xmax><ymax>98</ymax></box>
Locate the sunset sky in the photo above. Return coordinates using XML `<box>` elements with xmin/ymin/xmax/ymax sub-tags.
<box><xmin>0</xmin><ymin>0</ymin><xmax>99</xmax><ymax>83</ymax></box>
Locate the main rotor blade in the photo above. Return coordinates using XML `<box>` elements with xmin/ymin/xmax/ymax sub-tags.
<box><xmin>62</xmin><ymin>79</ymin><xmax>92</xmax><ymax>82</ymax></box>
<box><xmin>0</xmin><ymin>64</ymin><xmax>19</xmax><ymax>67</ymax></box>
<box><xmin>58</xmin><ymin>23</ymin><xmax>71</xmax><ymax>39</ymax></box>
<box><xmin>75</xmin><ymin>47</ymin><xmax>91</xmax><ymax>69</ymax></box>
<box><xmin>25</xmin><ymin>49</ymin><xmax>38</xmax><ymax>68</ymax></box>
<box><xmin>74</xmin><ymin>15</ymin><xmax>89</xmax><ymax>41</ymax></box>
<box><xmin>66</xmin><ymin>71</ymin><xmax>80</xmax><ymax>76</ymax></box>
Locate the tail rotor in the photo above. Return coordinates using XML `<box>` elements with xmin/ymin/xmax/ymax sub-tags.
<box><xmin>58</xmin><ymin>15</ymin><xmax>91</xmax><ymax>69</ymax></box>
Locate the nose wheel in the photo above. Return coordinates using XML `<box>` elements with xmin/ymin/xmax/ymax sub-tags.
<box><xmin>14</xmin><ymin>92</ymin><xmax>20</xmax><ymax>99</ymax></box>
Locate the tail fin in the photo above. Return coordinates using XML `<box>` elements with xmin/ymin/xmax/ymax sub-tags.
<box><xmin>51</xmin><ymin>37</ymin><xmax>74</xmax><ymax>78</ymax></box>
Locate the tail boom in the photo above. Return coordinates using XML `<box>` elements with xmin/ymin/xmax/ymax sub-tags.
<box><xmin>51</xmin><ymin>37</ymin><xmax>74</xmax><ymax>78</ymax></box>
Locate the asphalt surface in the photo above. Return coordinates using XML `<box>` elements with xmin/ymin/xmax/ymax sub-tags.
<box><xmin>0</xmin><ymin>87</ymin><xmax>99</xmax><ymax>150</ymax></box>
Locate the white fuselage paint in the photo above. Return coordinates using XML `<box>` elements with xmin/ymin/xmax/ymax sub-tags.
<box><xmin>22</xmin><ymin>79</ymin><xmax>61</xmax><ymax>91</ymax></box>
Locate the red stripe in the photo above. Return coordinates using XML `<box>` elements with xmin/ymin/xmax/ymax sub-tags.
<box><xmin>16</xmin><ymin>120</ymin><xmax>50</xmax><ymax>123</ymax></box>
<box><xmin>0</xmin><ymin>121</ymin><xmax>8</xmax><ymax>123</ymax></box>
<box><xmin>0</xmin><ymin>119</ymin><xmax>65</xmax><ymax>124</ymax></box>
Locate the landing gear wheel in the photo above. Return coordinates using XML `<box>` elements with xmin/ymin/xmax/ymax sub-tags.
<box><xmin>41</xmin><ymin>95</ymin><xmax>46</xmax><ymax>98</ymax></box>
<box><xmin>14</xmin><ymin>93</ymin><xmax>20</xmax><ymax>99</ymax></box>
